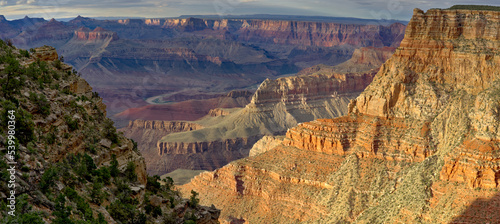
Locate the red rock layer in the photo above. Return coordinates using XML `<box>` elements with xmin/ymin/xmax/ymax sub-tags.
<box><xmin>440</xmin><ymin>139</ymin><xmax>500</xmax><ymax>189</ymax></box>
<box><xmin>284</xmin><ymin>115</ymin><xmax>433</xmax><ymax>162</ymax></box>
<box><xmin>74</xmin><ymin>26</ymin><xmax>119</xmax><ymax>41</ymax></box>
<box><xmin>249</xmin><ymin>71</ymin><xmax>375</xmax><ymax>106</ymax></box>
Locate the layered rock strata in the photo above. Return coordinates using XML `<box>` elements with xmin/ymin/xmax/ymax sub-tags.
<box><xmin>181</xmin><ymin>8</ymin><xmax>500</xmax><ymax>223</ymax></box>
<box><xmin>156</xmin><ymin>69</ymin><xmax>377</xmax><ymax>174</ymax></box>
<box><xmin>74</xmin><ymin>27</ymin><xmax>119</xmax><ymax>41</ymax></box>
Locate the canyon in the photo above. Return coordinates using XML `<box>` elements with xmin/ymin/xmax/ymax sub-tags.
<box><xmin>123</xmin><ymin>46</ymin><xmax>394</xmax><ymax>176</ymax></box>
<box><xmin>140</xmin><ymin>48</ymin><xmax>393</xmax><ymax>174</ymax></box>
<box><xmin>180</xmin><ymin>7</ymin><xmax>500</xmax><ymax>223</ymax></box>
<box><xmin>0</xmin><ymin>14</ymin><xmax>405</xmax><ymax>116</ymax></box>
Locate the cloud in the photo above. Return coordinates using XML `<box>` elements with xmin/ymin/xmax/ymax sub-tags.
<box><xmin>15</xmin><ymin>0</ymin><xmax>36</xmax><ymax>4</ymax></box>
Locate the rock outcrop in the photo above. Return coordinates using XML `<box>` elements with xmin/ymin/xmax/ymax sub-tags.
<box><xmin>181</xmin><ymin>8</ymin><xmax>500</xmax><ymax>223</ymax></box>
<box><xmin>207</xmin><ymin>108</ymin><xmax>231</xmax><ymax>117</ymax></box>
<box><xmin>249</xmin><ymin>135</ymin><xmax>284</xmax><ymax>157</ymax></box>
<box><xmin>32</xmin><ymin>45</ymin><xmax>59</xmax><ymax>61</ymax></box>
<box><xmin>74</xmin><ymin>27</ymin><xmax>119</xmax><ymax>41</ymax></box>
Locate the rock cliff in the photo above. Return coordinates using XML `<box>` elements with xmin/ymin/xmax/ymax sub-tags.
<box><xmin>74</xmin><ymin>27</ymin><xmax>120</xmax><ymax>41</ymax></box>
<box><xmin>235</xmin><ymin>20</ymin><xmax>405</xmax><ymax>48</ymax></box>
<box><xmin>181</xmin><ymin>8</ymin><xmax>500</xmax><ymax>223</ymax></box>
<box><xmin>160</xmin><ymin>18</ymin><xmax>405</xmax><ymax>49</ymax></box>
<box><xmin>121</xmin><ymin>120</ymin><xmax>203</xmax><ymax>150</ymax></box>
<box><xmin>248</xmin><ymin>135</ymin><xmax>284</xmax><ymax>157</ymax></box>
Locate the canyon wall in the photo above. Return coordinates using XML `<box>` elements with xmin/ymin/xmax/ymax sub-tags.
<box><xmin>181</xmin><ymin>8</ymin><xmax>500</xmax><ymax>223</ymax></box>
<box><xmin>234</xmin><ymin>20</ymin><xmax>405</xmax><ymax>48</ymax></box>
<box><xmin>74</xmin><ymin>27</ymin><xmax>119</xmax><ymax>41</ymax></box>
<box><xmin>120</xmin><ymin>120</ymin><xmax>203</xmax><ymax>150</ymax></box>
<box><xmin>156</xmin><ymin>68</ymin><xmax>377</xmax><ymax>174</ymax></box>
<box><xmin>147</xmin><ymin>17</ymin><xmax>405</xmax><ymax>48</ymax></box>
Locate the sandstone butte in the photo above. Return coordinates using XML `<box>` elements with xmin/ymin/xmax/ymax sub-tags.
<box><xmin>180</xmin><ymin>8</ymin><xmax>500</xmax><ymax>224</ymax></box>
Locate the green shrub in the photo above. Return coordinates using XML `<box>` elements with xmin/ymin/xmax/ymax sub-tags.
<box><xmin>65</xmin><ymin>116</ymin><xmax>78</xmax><ymax>131</ymax></box>
<box><xmin>152</xmin><ymin>206</ymin><xmax>162</xmax><ymax>218</ymax></box>
<box><xmin>125</xmin><ymin>161</ymin><xmax>137</xmax><ymax>182</ymax></box>
<box><xmin>103</xmin><ymin>119</ymin><xmax>119</xmax><ymax>143</ymax></box>
<box><xmin>39</xmin><ymin>167</ymin><xmax>58</xmax><ymax>193</ymax></box>
<box><xmin>52</xmin><ymin>59</ymin><xmax>62</xmax><ymax>69</ymax></box>
<box><xmin>0</xmin><ymin>53</ymin><xmax>26</xmax><ymax>98</ymax></box>
<box><xmin>107</xmin><ymin>200</ymin><xmax>137</xmax><ymax>223</ymax></box>
<box><xmin>1</xmin><ymin>100</ymin><xmax>35</xmax><ymax>145</ymax></box>
<box><xmin>90</xmin><ymin>181</ymin><xmax>105</xmax><ymax>205</ymax></box>
<box><xmin>110</xmin><ymin>154</ymin><xmax>119</xmax><ymax>177</ymax></box>
<box><xmin>163</xmin><ymin>176</ymin><xmax>174</xmax><ymax>191</ymax></box>
<box><xmin>19</xmin><ymin>49</ymin><xmax>30</xmax><ymax>58</ymax></box>
<box><xmin>1</xmin><ymin>194</ymin><xmax>45</xmax><ymax>224</ymax></box>
<box><xmin>29</xmin><ymin>92</ymin><xmax>50</xmax><ymax>116</ymax></box>
<box><xmin>146</xmin><ymin>176</ymin><xmax>161</xmax><ymax>194</ymax></box>
<box><xmin>52</xmin><ymin>194</ymin><xmax>74</xmax><ymax>224</ymax></box>
<box><xmin>64</xmin><ymin>187</ymin><xmax>93</xmax><ymax>221</ymax></box>
<box><xmin>188</xmin><ymin>190</ymin><xmax>199</xmax><ymax>208</ymax></box>
<box><xmin>97</xmin><ymin>213</ymin><xmax>106</xmax><ymax>224</ymax></box>
<box><xmin>94</xmin><ymin>166</ymin><xmax>111</xmax><ymax>185</ymax></box>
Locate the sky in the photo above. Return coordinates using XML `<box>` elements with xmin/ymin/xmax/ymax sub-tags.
<box><xmin>0</xmin><ymin>0</ymin><xmax>499</xmax><ymax>21</ymax></box>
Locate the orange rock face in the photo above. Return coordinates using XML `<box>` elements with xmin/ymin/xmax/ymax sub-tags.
<box><xmin>283</xmin><ymin>115</ymin><xmax>433</xmax><ymax>162</ymax></box>
<box><xmin>180</xmin><ymin>8</ymin><xmax>500</xmax><ymax>224</ymax></box>
<box><xmin>32</xmin><ymin>45</ymin><xmax>59</xmax><ymax>61</ymax></box>
<box><xmin>74</xmin><ymin>27</ymin><xmax>119</xmax><ymax>41</ymax></box>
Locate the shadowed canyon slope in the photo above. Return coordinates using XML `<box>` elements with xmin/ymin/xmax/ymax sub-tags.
<box><xmin>180</xmin><ymin>8</ymin><xmax>500</xmax><ymax>223</ymax></box>
<box><xmin>0</xmin><ymin>15</ymin><xmax>405</xmax><ymax>115</ymax></box>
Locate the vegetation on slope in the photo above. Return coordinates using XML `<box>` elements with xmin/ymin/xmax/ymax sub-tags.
<box><xmin>0</xmin><ymin>41</ymin><xmax>217</xmax><ymax>223</ymax></box>
<box><xmin>447</xmin><ymin>5</ymin><xmax>500</xmax><ymax>11</ymax></box>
